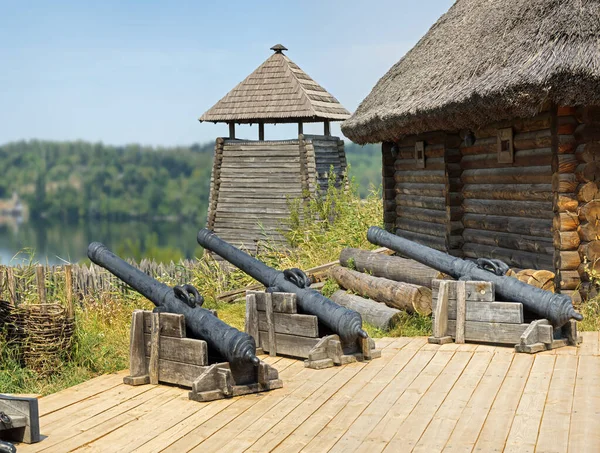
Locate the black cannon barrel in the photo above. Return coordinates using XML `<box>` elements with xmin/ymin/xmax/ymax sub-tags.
<box><xmin>367</xmin><ymin>226</ymin><xmax>582</xmax><ymax>328</ymax></box>
<box><xmin>87</xmin><ymin>242</ymin><xmax>259</xmax><ymax>366</ymax></box>
<box><xmin>197</xmin><ymin>229</ymin><xmax>367</xmax><ymax>344</ymax></box>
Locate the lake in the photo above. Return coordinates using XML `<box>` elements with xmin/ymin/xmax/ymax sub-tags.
<box><xmin>0</xmin><ymin>216</ymin><xmax>206</xmax><ymax>265</ymax></box>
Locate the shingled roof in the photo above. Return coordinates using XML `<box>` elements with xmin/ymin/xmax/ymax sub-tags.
<box><xmin>200</xmin><ymin>45</ymin><xmax>350</xmax><ymax>124</ymax></box>
<box><xmin>342</xmin><ymin>0</ymin><xmax>600</xmax><ymax>144</ymax></box>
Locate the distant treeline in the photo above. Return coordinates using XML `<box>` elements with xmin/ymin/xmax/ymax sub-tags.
<box><xmin>0</xmin><ymin>139</ymin><xmax>380</xmax><ymax>222</ymax></box>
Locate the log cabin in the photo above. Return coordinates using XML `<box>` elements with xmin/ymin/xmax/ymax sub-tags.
<box><xmin>341</xmin><ymin>0</ymin><xmax>600</xmax><ymax>300</ymax></box>
<box><xmin>200</xmin><ymin>45</ymin><xmax>350</xmax><ymax>254</ymax></box>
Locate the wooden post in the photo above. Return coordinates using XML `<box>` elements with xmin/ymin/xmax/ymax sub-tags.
<box><xmin>433</xmin><ymin>280</ymin><xmax>449</xmax><ymax>338</ymax></box>
<box><xmin>265</xmin><ymin>292</ymin><xmax>276</xmax><ymax>357</ymax></box>
<box><xmin>298</xmin><ymin>122</ymin><xmax>303</xmax><ymax>135</ymax></box>
<box><xmin>228</xmin><ymin>122</ymin><xmax>235</xmax><ymax>139</ymax></box>
<box><xmin>64</xmin><ymin>265</ymin><xmax>74</xmax><ymax>319</ymax></box>
<box><xmin>36</xmin><ymin>265</ymin><xmax>47</xmax><ymax>313</ymax></box>
<box><xmin>7</xmin><ymin>267</ymin><xmax>16</xmax><ymax>306</ymax></box>
<box><xmin>455</xmin><ymin>281</ymin><xmax>467</xmax><ymax>344</ymax></box>
<box><xmin>149</xmin><ymin>312</ymin><xmax>160</xmax><ymax>385</ymax></box>
<box><xmin>245</xmin><ymin>293</ymin><xmax>259</xmax><ymax>345</ymax></box>
<box><xmin>129</xmin><ymin>311</ymin><xmax>147</xmax><ymax>379</ymax></box>
<box><xmin>258</xmin><ymin>123</ymin><xmax>265</xmax><ymax>141</ymax></box>
<box><xmin>324</xmin><ymin>120</ymin><xmax>331</xmax><ymax>136</ymax></box>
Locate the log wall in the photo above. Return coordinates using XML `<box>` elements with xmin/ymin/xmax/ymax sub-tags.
<box><xmin>574</xmin><ymin>106</ymin><xmax>600</xmax><ymax>300</ymax></box>
<box><xmin>460</xmin><ymin>111</ymin><xmax>555</xmax><ymax>271</ymax></box>
<box><xmin>208</xmin><ymin>135</ymin><xmax>346</xmax><ymax>253</ymax></box>
<box><xmin>391</xmin><ymin>133</ymin><xmax>461</xmax><ymax>252</ymax></box>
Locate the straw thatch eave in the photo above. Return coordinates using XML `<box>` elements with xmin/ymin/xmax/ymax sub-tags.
<box><xmin>342</xmin><ymin>0</ymin><xmax>600</xmax><ymax>144</ymax></box>
<box><xmin>200</xmin><ymin>48</ymin><xmax>350</xmax><ymax>124</ymax></box>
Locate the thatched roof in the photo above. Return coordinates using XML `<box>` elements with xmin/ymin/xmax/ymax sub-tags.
<box><xmin>200</xmin><ymin>45</ymin><xmax>350</xmax><ymax>124</ymax></box>
<box><xmin>342</xmin><ymin>0</ymin><xmax>600</xmax><ymax>144</ymax></box>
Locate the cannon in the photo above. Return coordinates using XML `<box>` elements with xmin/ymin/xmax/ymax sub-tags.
<box><xmin>197</xmin><ymin>229</ymin><xmax>367</xmax><ymax>345</ymax></box>
<box><xmin>367</xmin><ymin>226</ymin><xmax>583</xmax><ymax>329</ymax></box>
<box><xmin>87</xmin><ymin>242</ymin><xmax>259</xmax><ymax>366</ymax></box>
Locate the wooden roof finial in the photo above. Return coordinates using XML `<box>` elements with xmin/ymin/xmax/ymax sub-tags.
<box><xmin>270</xmin><ymin>44</ymin><xmax>288</xmax><ymax>54</ymax></box>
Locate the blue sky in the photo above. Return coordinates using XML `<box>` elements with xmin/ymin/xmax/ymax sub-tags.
<box><xmin>0</xmin><ymin>0</ymin><xmax>454</xmax><ymax>146</ymax></box>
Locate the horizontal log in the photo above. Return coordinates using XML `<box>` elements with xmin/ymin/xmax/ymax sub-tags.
<box><xmin>513</xmin><ymin>129</ymin><xmax>552</xmax><ymax>151</ymax></box>
<box><xmin>575</xmin><ymin>123</ymin><xmax>600</xmax><ymax>142</ymax></box>
<box><xmin>462</xmin><ymin>214</ymin><xmax>552</xmax><ymax>237</ymax></box>
<box><xmin>578</xmin><ymin>222</ymin><xmax>600</xmax><ymax>242</ymax></box>
<box><xmin>554</xmin><ymin>250</ymin><xmax>581</xmax><ymax>271</ymax></box>
<box><xmin>396</xmin><ymin>206</ymin><xmax>447</xmax><ymax>223</ymax></box>
<box><xmin>558</xmin><ymin>135</ymin><xmax>578</xmax><ymax>154</ymax></box>
<box><xmin>462</xmin><ymin>229</ymin><xmax>554</xmax><ymax>255</ymax></box>
<box><xmin>330</xmin><ymin>291</ymin><xmax>404</xmax><ymax>331</ymax></box>
<box><xmin>460</xmin><ymin>148</ymin><xmax>552</xmax><ymax>170</ymax></box>
<box><xmin>461</xmin><ymin>166</ymin><xmax>552</xmax><ymax>184</ymax></box>
<box><xmin>329</xmin><ymin>267</ymin><xmax>432</xmax><ymax>315</ymax></box>
<box><xmin>580</xmin><ymin>240</ymin><xmax>600</xmax><ymax>263</ymax></box>
<box><xmin>578</xmin><ymin>182</ymin><xmax>600</xmax><ymax>203</ymax></box>
<box><xmin>395</xmin><ymin>218</ymin><xmax>448</xmax><ymax>237</ymax></box>
<box><xmin>394</xmin><ymin>169</ymin><xmax>446</xmax><ymax>184</ymax></box>
<box><xmin>576</xmin><ymin>162</ymin><xmax>600</xmax><ymax>183</ymax></box>
<box><xmin>552</xmin><ymin>173</ymin><xmax>579</xmax><ymax>193</ymax></box>
<box><xmin>557</xmin><ymin>116</ymin><xmax>579</xmax><ymax>135</ymax></box>
<box><xmin>395</xmin><ymin>195</ymin><xmax>446</xmax><ymax>210</ymax></box>
<box><xmin>339</xmin><ymin>248</ymin><xmax>445</xmax><ymax>288</ymax></box>
<box><xmin>462</xmin><ymin>199</ymin><xmax>553</xmax><ymax>219</ymax></box>
<box><xmin>553</xmin><ymin>230</ymin><xmax>581</xmax><ymax>251</ymax></box>
<box><xmin>462</xmin><ymin>243</ymin><xmax>553</xmax><ymax>270</ymax></box>
<box><xmin>580</xmin><ymin>200</ymin><xmax>600</xmax><ymax>223</ymax></box>
<box><xmin>395</xmin><ymin>157</ymin><xmax>445</xmax><ymax>171</ymax></box>
<box><xmin>395</xmin><ymin>183</ymin><xmax>445</xmax><ymax>197</ymax></box>
<box><xmin>554</xmin><ymin>193</ymin><xmax>579</xmax><ymax>212</ymax></box>
<box><xmin>462</xmin><ymin>184</ymin><xmax>552</xmax><ymax>201</ymax></box>
<box><xmin>561</xmin><ymin>290</ymin><xmax>582</xmax><ymax>306</ymax></box>
<box><xmin>553</xmin><ymin>212</ymin><xmax>580</xmax><ymax>232</ymax></box>
<box><xmin>575</xmin><ymin>142</ymin><xmax>600</xmax><ymax>163</ymax></box>
<box><xmin>472</xmin><ymin>113</ymin><xmax>552</xmax><ymax>139</ymax></box>
<box><xmin>574</xmin><ymin>106</ymin><xmax>600</xmax><ymax>125</ymax></box>
<box><xmin>395</xmin><ymin>229</ymin><xmax>448</xmax><ymax>251</ymax></box>
<box><xmin>557</xmin><ymin>270</ymin><xmax>580</xmax><ymax>290</ymax></box>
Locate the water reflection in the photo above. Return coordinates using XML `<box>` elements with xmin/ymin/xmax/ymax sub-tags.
<box><xmin>0</xmin><ymin>215</ymin><xmax>206</xmax><ymax>265</ymax></box>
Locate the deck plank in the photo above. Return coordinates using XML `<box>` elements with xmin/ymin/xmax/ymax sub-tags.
<box><xmin>568</xmin><ymin>355</ymin><xmax>600</xmax><ymax>453</ymax></box>
<box><xmin>12</xmin><ymin>334</ymin><xmax>600</xmax><ymax>453</ymax></box>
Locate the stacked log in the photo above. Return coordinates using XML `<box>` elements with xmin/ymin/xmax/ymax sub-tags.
<box><xmin>339</xmin><ymin>248</ymin><xmax>444</xmax><ymax>288</ymax></box>
<box><xmin>551</xmin><ymin>107</ymin><xmax>582</xmax><ymax>302</ymax></box>
<box><xmin>329</xmin><ymin>266</ymin><xmax>432</xmax><ymax>316</ymax></box>
<box><xmin>330</xmin><ymin>291</ymin><xmax>403</xmax><ymax>330</ymax></box>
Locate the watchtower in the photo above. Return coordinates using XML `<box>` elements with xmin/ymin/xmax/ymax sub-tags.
<box><xmin>200</xmin><ymin>45</ymin><xmax>350</xmax><ymax>253</ymax></box>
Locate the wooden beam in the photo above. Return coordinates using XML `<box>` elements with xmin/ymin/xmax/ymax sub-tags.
<box><xmin>259</xmin><ymin>123</ymin><xmax>264</xmax><ymax>141</ymax></box>
<box><xmin>228</xmin><ymin>122</ymin><xmax>235</xmax><ymax>139</ymax></box>
<box><xmin>298</xmin><ymin>122</ymin><xmax>303</xmax><ymax>135</ymax></box>
<box><xmin>324</xmin><ymin>121</ymin><xmax>331</xmax><ymax>136</ymax></box>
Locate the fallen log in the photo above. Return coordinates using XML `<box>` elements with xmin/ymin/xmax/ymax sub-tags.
<box><xmin>339</xmin><ymin>248</ymin><xmax>445</xmax><ymax>288</ymax></box>
<box><xmin>330</xmin><ymin>290</ymin><xmax>403</xmax><ymax>331</ymax></box>
<box><xmin>329</xmin><ymin>266</ymin><xmax>432</xmax><ymax>316</ymax></box>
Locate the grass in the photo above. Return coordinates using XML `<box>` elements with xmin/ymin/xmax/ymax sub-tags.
<box><xmin>2</xmin><ymin>172</ymin><xmax>599</xmax><ymax>395</ymax></box>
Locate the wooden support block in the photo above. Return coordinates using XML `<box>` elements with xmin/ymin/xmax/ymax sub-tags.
<box><xmin>432</xmin><ymin>280</ymin><xmax>494</xmax><ymax>301</ymax></box>
<box><xmin>149</xmin><ymin>312</ymin><xmax>160</xmax><ymax>385</ymax></box>
<box><xmin>360</xmin><ymin>336</ymin><xmax>372</xmax><ymax>360</ymax></box>
<box><xmin>447</xmin><ymin>320</ymin><xmax>530</xmax><ymax>344</ymax></box>
<box><xmin>0</xmin><ymin>395</ymin><xmax>40</xmax><ymax>444</ymax></box>
<box><xmin>428</xmin><ymin>336</ymin><xmax>453</xmax><ymax>345</ymax></box>
<box><xmin>259</xmin><ymin>331</ymin><xmax>320</xmax><ymax>358</ymax></box>
<box><xmin>248</xmin><ymin>291</ymin><xmax>297</xmax><ymax>313</ymax></box>
<box><xmin>455</xmin><ymin>281</ymin><xmax>467</xmax><ymax>344</ymax></box>
<box><xmin>434</xmin><ymin>300</ymin><xmax>524</xmax><ymax>324</ymax></box>
<box><xmin>245</xmin><ymin>293</ymin><xmax>259</xmax><ymax>344</ymax></box>
<box><xmin>432</xmin><ymin>280</ymin><xmax>450</xmax><ymax>338</ymax></box>
<box><xmin>265</xmin><ymin>293</ymin><xmax>276</xmax><ymax>357</ymax></box>
<box><xmin>126</xmin><ymin>310</ymin><xmax>147</xmax><ymax>382</ymax></box>
<box><xmin>257</xmin><ymin>312</ymin><xmax>319</xmax><ymax>338</ymax></box>
<box><xmin>142</xmin><ymin>311</ymin><xmax>185</xmax><ymax>338</ymax></box>
<box><xmin>143</xmin><ymin>335</ymin><xmax>207</xmax><ymax>366</ymax></box>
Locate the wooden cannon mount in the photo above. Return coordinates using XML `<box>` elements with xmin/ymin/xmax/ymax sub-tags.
<box><xmin>0</xmin><ymin>394</ymin><xmax>41</xmax><ymax>445</ymax></box>
<box><xmin>123</xmin><ymin>310</ymin><xmax>282</xmax><ymax>402</ymax></box>
<box><xmin>245</xmin><ymin>291</ymin><xmax>381</xmax><ymax>369</ymax></box>
<box><xmin>429</xmin><ymin>280</ymin><xmax>581</xmax><ymax>353</ymax></box>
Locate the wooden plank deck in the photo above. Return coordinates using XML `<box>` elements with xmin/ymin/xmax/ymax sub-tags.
<box><xmin>14</xmin><ymin>332</ymin><xmax>600</xmax><ymax>453</ymax></box>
